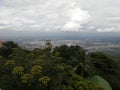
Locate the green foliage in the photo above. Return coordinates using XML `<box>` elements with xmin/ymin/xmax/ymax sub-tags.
<box><xmin>3</xmin><ymin>41</ymin><xmax>18</xmax><ymax>49</ymax></box>
<box><xmin>12</xmin><ymin>66</ymin><xmax>24</xmax><ymax>75</ymax></box>
<box><xmin>39</xmin><ymin>76</ymin><xmax>51</xmax><ymax>86</ymax></box>
<box><xmin>88</xmin><ymin>75</ymin><xmax>112</xmax><ymax>90</ymax></box>
<box><xmin>0</xmin><ymin>56</ymin><xmax>3</xmax><ymax>60</ymax></box>
<box><xmin>0</xmin><ymin>41</ymin><xmax>119</xmax><ymax>90</ymax></box>
<box><xmin>21</xmin><ymin>74</ymin><xmax>33</xmax><ymax>84</ymax></box>
<box><xmin>88</xmin><ymin>52</ymin><xmax>120</xmax><ymax>90</ymax></box>
<box><xmin>53</xmin><ymin>45</ymin><xmax>85</xmax><ymax>67</ymax></box>
<box><xmin>4</xmin><ymin>60</ymin><xmax>15</xmax><ymax>66</ymax></box>
<box><xmin>0</xmin><ymin>41</ymin><xmax>18</xmax><ymax>57</ymax></box>
<box><xmin>31</xmin><ymin>65</ymin><xmax>42</xmax><ymax>75</ymax></box>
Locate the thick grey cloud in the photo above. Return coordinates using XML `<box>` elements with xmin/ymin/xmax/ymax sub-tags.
<box><xmin>76</xmin><ymin>0</ymin><xmax>120</xmax><ymax>32</ymax></box>
<box><xmin>0</xmin><ymin>0</ymin><xmax>90</xmax><ymax>31</ymax></box>
<box><xmin>0</xmin><ymin>0</ymin><xmax>120</xmax><ymax>32</ymax></box>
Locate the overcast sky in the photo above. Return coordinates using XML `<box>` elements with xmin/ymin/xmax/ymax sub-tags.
<box><xmin>0</xmin><ymin>0</ymin><xmax>120</xmax><ymax>32</ymax></box>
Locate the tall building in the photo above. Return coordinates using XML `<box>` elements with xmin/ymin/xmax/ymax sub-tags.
<box><xmin>0</xmin><ymin>38</ymin><xmax>2</xmax><ymax>48</ymax></box>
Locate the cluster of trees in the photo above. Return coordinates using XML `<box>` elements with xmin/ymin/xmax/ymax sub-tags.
<box><xmin>0</xmin><ymin>41</ymin><xmax>120</xmax><ymax>90</ymax></box>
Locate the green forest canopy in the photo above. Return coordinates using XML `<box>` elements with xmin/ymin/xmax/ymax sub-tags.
<box><xmin>0</xmin><ymin>41</ymin><xmax>120</xmax><ymax>90</ymax></box>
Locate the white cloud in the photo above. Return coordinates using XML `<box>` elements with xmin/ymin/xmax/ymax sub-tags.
<box><xmin>97</xmin><ymin>27</ymin><xmax>120</xmax><ymax>32</ymax></box>
<box><xmin>0</xmin><ymin>0</ymin><xmax>120</xmax><ymax>32</ymax></box>
<box><xmin>62</xmin><ymin>4</ymin><xmax>90</xmax><ymax>31</ymax></box>
<box><xmin>0</xmin><ymin>0</ymin><xmax>90</xmax><ymax>32</ymax></box>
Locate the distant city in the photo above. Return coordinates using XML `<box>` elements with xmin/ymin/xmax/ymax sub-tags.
<box><xmin>11</xmin><ymin>39</ymin><xmax>120</xmax><ymax>60</ymax></box>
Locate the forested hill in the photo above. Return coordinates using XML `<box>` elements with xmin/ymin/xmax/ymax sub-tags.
<box><xmin>0</xmin><ymin>41</ymin><xmax>120</xmax><ymax>90</ymax></box>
